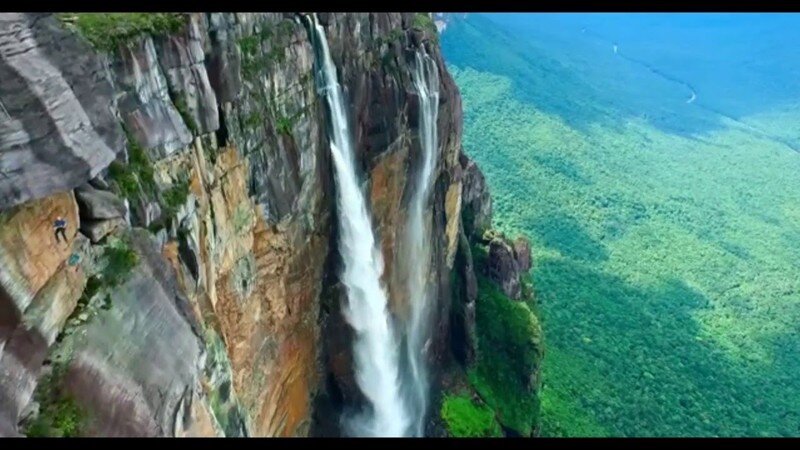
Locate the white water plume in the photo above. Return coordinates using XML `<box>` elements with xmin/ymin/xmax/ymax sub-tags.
<box><xmin>307</xmin><ymin>14</ymin><xmax>410</xmax><ymax>437</ymax></box>
<box><xmin>402</xmin><ymin>47</ymin><xmax>441</xmax><ymax>437</ymax></box>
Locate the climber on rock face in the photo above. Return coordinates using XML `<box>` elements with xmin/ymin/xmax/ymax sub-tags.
<box><xmin>54</xmin><ymin>216</ymin><xmax>68</xmax><ymax>244</ymax></box>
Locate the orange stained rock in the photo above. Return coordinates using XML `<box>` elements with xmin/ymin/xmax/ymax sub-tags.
<box><xmin>444</xmin><ymin>180</ymin><xmax>462</xmax><ymax>268</ymax></box>
<box><xmin>260</xmin><ymin>323</ymin><xmax>317</xmax><ymax>437</ymax></box>
<box><xmin>369</xmin><ymin>145</ymin><xmax>409</xmax><ymax>317</ymax></box>
<box><xmin>0</xmin><ymin>191</ymin><xmax>80</xmax><ymax>306</ymax></box>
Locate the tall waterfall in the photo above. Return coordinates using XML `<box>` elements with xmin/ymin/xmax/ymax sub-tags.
<box><xmin>307</xmin><ymin>15</ymin><xmax>410</xmax><ymax>437</ymax></box>
<box><xmin>402</xmin><ymin>47</ymin><xmax>441</xmax><ymax>436</ymax></box>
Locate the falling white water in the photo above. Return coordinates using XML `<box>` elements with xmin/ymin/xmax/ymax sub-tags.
<box><xmin>403</xmin><ymin>47</ymin><xmax>441</xmax><ymax>437</ymax></box>
<box><xmin>307</xmin><ymin>14</ymin><xmax>410</xmax><ymax>437</ymax></box>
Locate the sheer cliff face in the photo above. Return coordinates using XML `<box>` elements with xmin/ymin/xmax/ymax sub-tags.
<box><xmin>0</xmin><ymin>13</ymin><xmax>462</xmax><ymax>437</ymax></box>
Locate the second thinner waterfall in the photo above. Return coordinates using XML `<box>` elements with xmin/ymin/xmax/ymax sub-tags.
<box><xmin>308</xmin><ymin>15</ymin><xmax>409</xmax><ymax>437</ymax></box>
<box><xmin>402</xmin><ymin>47</ymin><xmax>441</xmax><ymax>436</ymax></box>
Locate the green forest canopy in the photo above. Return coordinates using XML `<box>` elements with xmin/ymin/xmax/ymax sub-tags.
<box><xmin>441</xmin><ymin>13</ymin><xmax>800</xmax><ymax>437</ymax></box>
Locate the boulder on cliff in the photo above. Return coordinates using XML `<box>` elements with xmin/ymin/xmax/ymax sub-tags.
<box><xmin>487</xmin><ymin>237</ymin><xmax>522</xmax><ymax>300</ymax></box>
<box><xmin>75</xmin><ymin>184</ymin><xmax>128</xmax><ymax>221</ymax></box>
<box><xmin>459</xmin><ymin>153</ymin><xmax>492</xmax><ymax>239</ymax></box>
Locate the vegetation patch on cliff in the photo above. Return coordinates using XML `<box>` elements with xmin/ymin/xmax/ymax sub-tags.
<box><xmin>203</xmin><ymin>328</ymin><xmax>248</xmax><ymax>436</ymax></box>
<box><xmin>468</xmin><ymin>273</ymin><xmax>543</xmax><ymax>436</ymax></box>
<box><xmin>160</xmin><ymin>176</ymin><xmax>191</xmax><ymax>220</ymax></box>
<box><xmin>24</xmin><ymin>337</ymin><xmax>88</xmax><ymax>437</ymax></box>
<box><xmin>25</xmin><ymin>389</ymin><xmax>86</xmax><ymax>437</ymax></box>
<box><xmin>413</xmin><ymin>13</ymin><xmax>439</xmax><ymax>41</ymax></box>
<box><xmin>108</xmin><ymin>128</ymin><xmax>158</xmax><ymax>203</ymax></box>
<box><xmin>238</xmin><ymin>21</ymin><xmax>295</xmax><ymax>78</ymax></box>
<box><xmin>58</xmin><ymin>13</ymin><xmax>187</xmax><ymax>52</ymax></box>
<box><xmin>110</xmin><ymin>128</ymin><xmax>193</xmax><ymax>231</ymax></box>
<box><xmin>171</xmin><ymin>94</ymin><xmax>199</xmax><ymax>136</ymax></box>
<box><xmin>441</xmin><ymin>394</ymin><xmax>502</xmax><ymax>437</ymax></box>
<box><xmin>70</xmin><ymin>238</ymin><xmax>138</xmax><ymax>331</ymax></box>
<box><xmin>372</xmin><ymin>28</ymin><xmax>405</xmax><ymax>49</ymax></box>
<box><xmin>98</xmin><ymin>238</ymin><xmax>139</xmax><ymax>288</ymax></box>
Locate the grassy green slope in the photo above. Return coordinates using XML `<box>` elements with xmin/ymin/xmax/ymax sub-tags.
<box><xmin>441</xmin><ymin>15</ymin><xmax>800</xmax><ymax>437</ymax></box>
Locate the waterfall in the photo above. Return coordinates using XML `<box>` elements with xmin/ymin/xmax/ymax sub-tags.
<box><xmin>306</xmin><ymin>14</ymin><xmax>410</xmax><ymax>437</ymax></box>
<box><xmin>402</xmin><ymin>47</ymin><xmax>441</xmax><ymax>436</ymax></box>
